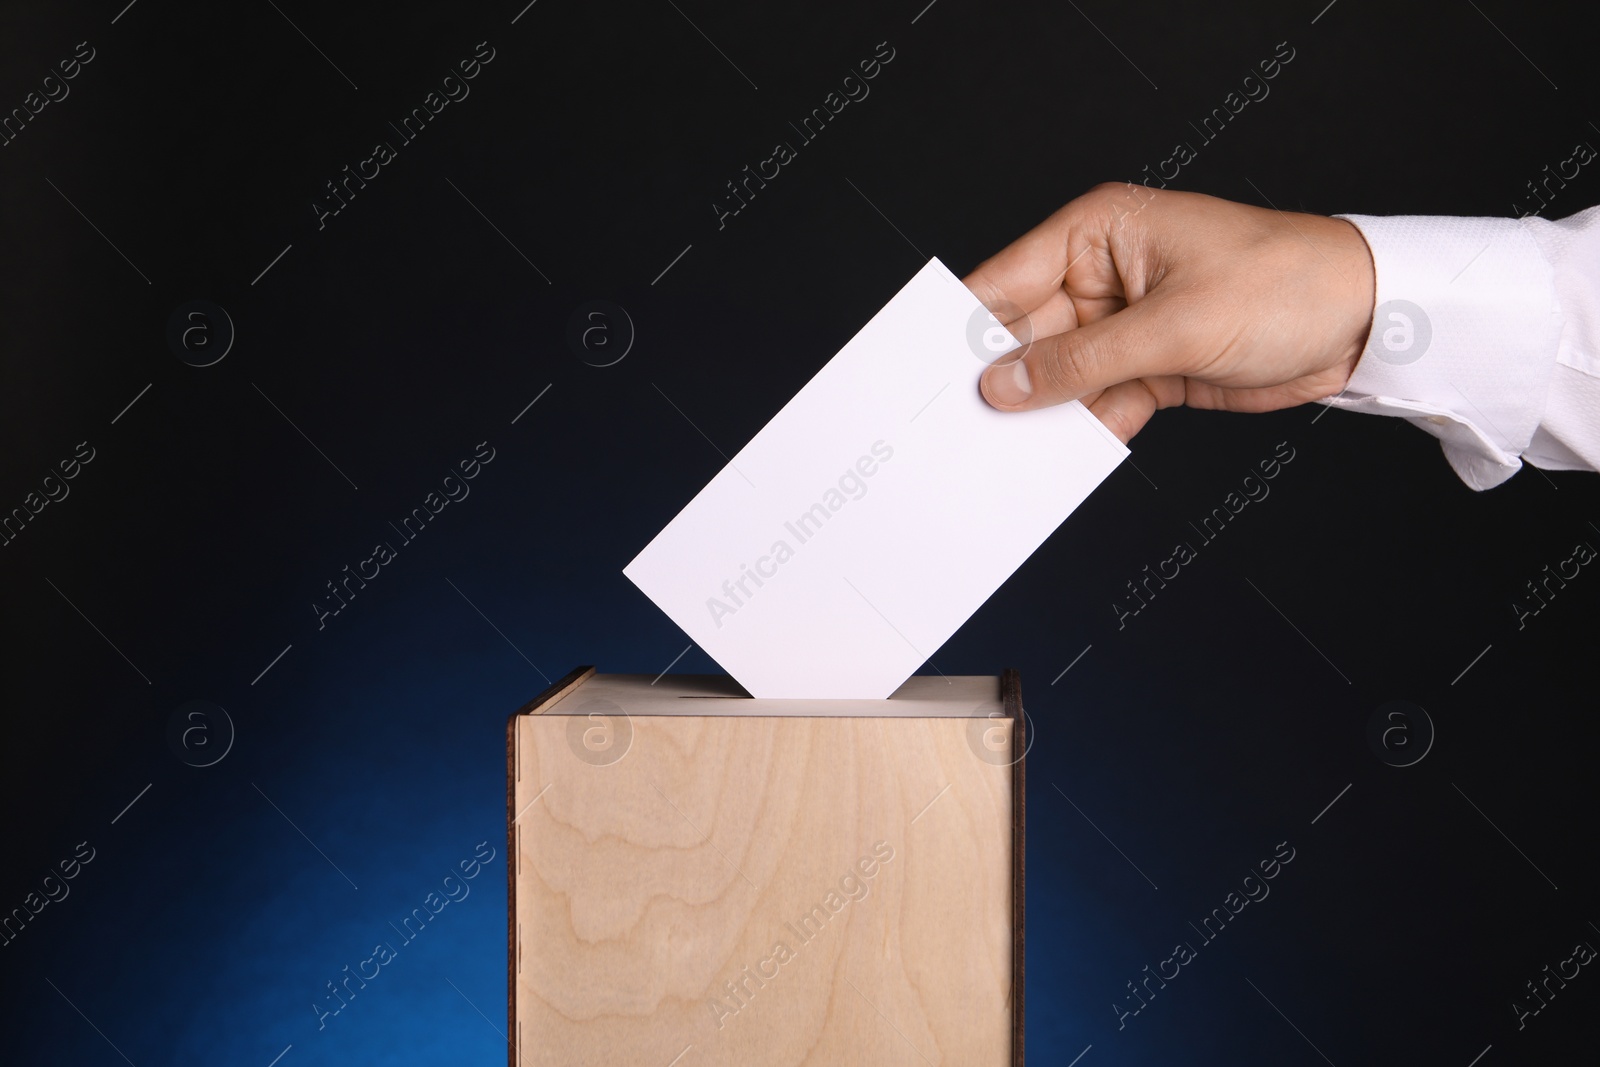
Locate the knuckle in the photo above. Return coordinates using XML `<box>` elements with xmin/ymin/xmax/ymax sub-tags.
<box><xmin>1085</xmin><ymin>179</ymin><xmax>1159</xmax><ymax>211</ymax></box>
<box><xmin>968</xmin><ymin>274</ymin><xmax>1006</xmax><ymax>310</ymax></box>
<box><xmin>1031</xmin><ymin>335</ymin><xmax>1094</xmax><ymax>397</ymax></box>
<box><xmin>1097</xmin><ymin>403</ymin><xmax>1134</xmax><ymax>442</ymax></box>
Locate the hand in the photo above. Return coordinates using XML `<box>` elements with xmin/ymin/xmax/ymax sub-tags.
<box><xmin>965</xmin><ymin>183</ymin><xmax>1377</xmax><ymax>443</ymax></box>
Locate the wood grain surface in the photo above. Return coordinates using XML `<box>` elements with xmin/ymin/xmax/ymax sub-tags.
<box><xmin>511</xmin><ymin>689</ymin><xmax>1016</xmax><ymax>1067</ymax></box>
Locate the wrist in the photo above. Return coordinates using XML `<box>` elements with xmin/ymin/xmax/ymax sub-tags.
<box><xmin>1330</xmin><ymin>215</ymin><xmax>1377</xmax><ymax>384</ymax></box>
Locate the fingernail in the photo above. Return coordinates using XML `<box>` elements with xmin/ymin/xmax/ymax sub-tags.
<box><xmin>983</xmin><ymin>359</ymin><xmax>1032</xmax><ymax>407</ymax></box>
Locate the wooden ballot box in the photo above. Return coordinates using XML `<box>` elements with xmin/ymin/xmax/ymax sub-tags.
<box><xmin>507</xmin><ymin>667</ymin><xmax>1026</xmax><ymax>1066</ymax></box>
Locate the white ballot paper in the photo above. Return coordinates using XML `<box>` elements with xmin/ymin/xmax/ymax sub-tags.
<box><xmin>624</xmin><ymin>257</ymin><xmax>1128</xmax><ymax>698</ymax></box>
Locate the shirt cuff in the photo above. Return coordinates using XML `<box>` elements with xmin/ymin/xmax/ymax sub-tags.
<box><xmin>1318</xmin><ymin>213</ymin><xmax>1563</xmax><ymax>490</ymax></box>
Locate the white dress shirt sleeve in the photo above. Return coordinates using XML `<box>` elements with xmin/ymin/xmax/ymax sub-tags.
<box><xmin>1318</xmin><ymin>206</ymin><xmax>1600</xmax><ymax>489</ymax></box>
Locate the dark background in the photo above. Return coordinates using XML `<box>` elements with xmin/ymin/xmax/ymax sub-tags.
<box><xmin>2</xmin><ymin>0</ymin><xmax>1597</xmax><ymax>1064</ymax></box>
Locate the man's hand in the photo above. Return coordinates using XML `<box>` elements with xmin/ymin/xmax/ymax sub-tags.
<box><xmin>967</xmin><ymin>183</ymin><xmax>1378</xmax><ymax>443</ymax></box>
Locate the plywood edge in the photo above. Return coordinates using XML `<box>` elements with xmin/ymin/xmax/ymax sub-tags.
<box><xmin>513</xmin><ymin>665</ymin><xmax>597</xmax><ymax>719</ymax></box>
<box><xmin>508</xmin><ymin>665</ymin><xmax>595</xmax><ymax>1067</ymax></box>
<box><xmin>1001</xmin><ymin>666</ymin><xmax>1025</xmax><ymax>1067</ymax></box>
<box><xmin>506</xmin><ymin>704</ymin><xmax>517</xmax><ymax>1067</ymax></box>
<box><xmin>537</xmin><ymin>672</ymin><xmax>1001</xmax><ymax>717</ymax></box>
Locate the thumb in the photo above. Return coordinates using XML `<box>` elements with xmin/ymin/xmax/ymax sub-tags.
<box><xmin>978</xmin><ymin>292</ymin><xmax>1196</xmax><ymax>411</ymax></box>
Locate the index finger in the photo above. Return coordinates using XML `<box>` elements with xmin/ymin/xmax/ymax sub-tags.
<box><xmin>960</xmin><ymin>183</ymin><xmax>1135</xmax><ymax>322</ymax></box>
